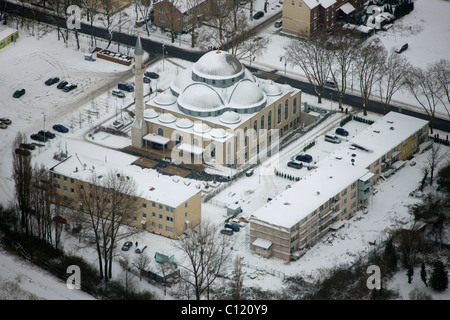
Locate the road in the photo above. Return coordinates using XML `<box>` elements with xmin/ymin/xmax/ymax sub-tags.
<box><xmin>1</xmin><ymin>0</ymin><xmax>449</xmax><ymax>132</ymax></box>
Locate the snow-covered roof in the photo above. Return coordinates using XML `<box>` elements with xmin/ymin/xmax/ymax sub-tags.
<box><xmin>318</xmin><ymin>0</ymin><xmax>336</xmax><ymax>9</ymax></box>
<box><xmin>303</xmin><ymin>0</ymin><xmax>320</xmax><ymax>9</ymax></box>
<box><xmin>192</xmin><ymin>50</ymin><xmax>244</xmax><ymax>80</ymax></box>
<box><xmin>339</xmin><ymin>2</ymin><xmax>355</xmax><ymax>14</ymax></box>
<box><xmin>50</xmin><ymin>151</ymin><xmax>200</xmax><ymax>208</ymax></box>
<box><xmin>252</xmin><ymin>159</ymin><xmax>370</xmax><ymax>229</ymax></box>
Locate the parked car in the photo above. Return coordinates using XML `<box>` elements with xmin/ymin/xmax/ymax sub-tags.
<box><xmin>324</xmin><ymin>134</ymin><xmax>341</xmax><ymax>144</ymax></box>
<box><xmin>274</xmin><ymin>21</ymin><xmax>282</xmax><ymax>28</ymax></box>
<box><xmin>325</xmin><ymin>79</ymin><xmax>336</xmax><ymax>88</ymax></box>
<box><xmin>245</xmin><ymin>169</ymin><xmax>254</xmax><ymax>177</ymax></box>
<box><xmin>253</xmin><ymin>11</ymin><xmax>264</xmax><ymax>19</ymax></box>
<box><xmin>135</xmin><ymin>245</ymin><xmax>147</xmax><ymax>254</ymax></box>
<box><xmin>1</xmin><ymin>117</ymin><xmax>11</xmax><ymax>125</ymax></box>
<box><xmin>13</xmin><ymin>88</ymin><xmax>25</xmax><ymax>98</ymax></box>
<box><xmin>335</xmin><ymin>127</ymin><xmax>349</xmax><ymax>137</ymax></box>
<box><xmin>287</xmin><ymin>160</ymin><xmax>303</xmax><ymax>169</ymax></box>
<box><xmin>63</xmin><ymin>84</ymin><xmax>77</xmax><ymax>92</ymax></box>
<box><xmin>112</xmin><ymin>90</ymin><xmax>125</xmax><ymax>98</ymax></box>
<box><xmin>220</xmin><ymin>228</ymin><xmax>234</xmax><ymax>236</ymax></box>
<box><xmin>225</xmin><ymin>223</ymin><xmax>240</xmax><ymax>232</ymax></box>
<box><xmin>143</xmin><ymin>76</ymin><xmax>151</xmax><ymax>83</ymax></box>
<box><xmin>45</xmin><ymin>77</ymin><xmax>60</xmax><ymax>86</ymax></box>
<box><xmin>52</xmin><ymin>216</ymin><xmax>67</xmax><ymax>224</ymax></box>
<box><xmin>20</xmin><ymin>143</ymin><xmax>36</xmax><ymax>150</ymax></box>
<box><xmin>30</xmin><ymin>133</ymin><xmax>48</xmax><ymax>142</ymax></box>
<box><xmin>121</xmin><ymin>241</ymin><xmax>133</xmax><ymax>251</ymax></box>
<box><xmin>395</xmin><ymin>43</ymin><xmax>408</xmax><ymax>54</ymax></box>
<box><xmin>0</xmin><ymin>122</ymin><xmax>7</xmax><ymax>129</ymax></box>
<box><xmin>53</xmin><ymin>124</ymin><xmax>69</xmax><ymax>133</ymax></box>
<box><xmin>295</xmin><ymin>154</ymin><xmax>313</xmax><ymax>163</ymax></box>
<box><xmin>118</xmin><ymin>82</ymin><xmax>134</xmax><ymax>92</ymax></box>
<box><xmin>57</xmin><ymin>80</ymin><xmax>68</xmax><ymax>89</ymax></box>
<box><xmin>144</xmin><ymin>71</ymin><xmax>159</xmax><ymax>79</ymax></box>
<box><xmin>38</xmin><ymin>130</ymin><xmax>56</xmax><ymax>139</ymax></box>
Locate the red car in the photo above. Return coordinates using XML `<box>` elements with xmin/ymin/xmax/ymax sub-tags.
<box><xmin>53</xmin><ymin>216</ymin><xmax>67</xmax><ymax>224</ymax></box>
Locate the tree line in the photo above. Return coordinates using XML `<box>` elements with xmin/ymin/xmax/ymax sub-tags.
<box><xmin>284</xmin><ymin>30</ymin><xmax>449</xmax><ymax>134</ymax></box>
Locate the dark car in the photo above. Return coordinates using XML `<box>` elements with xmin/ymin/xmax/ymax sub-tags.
<box><xmin>121</xmin><ymin>241</ymin><xmax>133</xmax><ymax>251</ymax></box>
<box><xmin>274</xmin><ymin>21</ymin><xmax>282</xmax><ymax>28</ymax></box>
<box><xmin>253</xmin><ymin>11</ymin><xmax>264</xmax><ymax>19</ymax></box>
<box><xmin>13</xmin><ymin>89</ymin><xmax>26</xmax><ymax>98</ymax></box>
<box><xmin>53</xmin><ymin>124</ymin><xmax>69</xmax><ymax>133</ymax></box>
<box><xmin>30</xmin><ymin>133</ymin><xmax>48</xmax><ymax>142</ymax></box>
<box><xmin>38</xmin><ymin>130</ymin><xmax>56</xmax><ymax>139</ymax></box>
<box><xmin>287</xmin><ymin>161</ymin><xmax>303</xmax><ymax>169</ymax></box>
<box><xmin>295</xmin><ymin>154</ymin><xmax>313</xmax><ymax>163</ymax></box>
<box><xmin>63</xmin><ymin>84</ymin><xmax>77</xmax><ymax>92</ymax></box>
<box><xmin>220</xmin><ymin>228</ymin><xmax>233</xmax><ymax>236</ymax></box>
<box><xmin>45</xmin><ymin>77</ymin><xmax>60</xmax><ymax>86</ymax></box>
<box><xmin>335</xmin><ymin>127</ymin><xmax>349</xmax><ymax>136</ymax></box>
<box><xmin>225</xmin><ymin>223</ymin><xmax>240</xmax><ymax>232</ymax></box>
<box><xmin>395</xmin><ymin>43</ymin><xmax>408</xmax><ymax>54</ymax></box>
<box><xmin>20</xmin><ymin>143</ymin><xmax>36</xmax><ymax>150</ymax></box>
<box><xmin>57</xmin><ymin>80</ymin><xmax>68</xmax><ymax>89</ymax></box>
<box><xmin>143</xmin><ymin>76</ymin><xmax>151</xmax><ymax>83</ymax></box>
<box><xmin>325</xmin><ymin>79</ymin><xmax>336</xmax><ymax>88</ymax></box>
<box><xmin>118</xmin><ymin>82</ymin><xmax>134</xmax><ymax>92</ymax></box>
<box><xmin>144</xmin><ymin>71</ymin><xmax>159</xmax><ymax>79</ymax></box>
<box><xmin>1</xmin><ymin>117</ymin><xmax>12</xmax><ymax>125</ymax></box>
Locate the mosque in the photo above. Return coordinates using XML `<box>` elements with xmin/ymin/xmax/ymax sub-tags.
<box><xmin>131</xmin><ymin>34</ymin><xmax>303</xmax><ymax>167</ymax></box>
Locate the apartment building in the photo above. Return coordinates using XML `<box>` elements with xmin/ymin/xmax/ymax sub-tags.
<box><xmin>49</xmin><ymin>151</ymin><xmax>201</xmax><ymax>239</ymax></box>
<box><xmin>250</xmin><ymin>112</ymin><xmax>429</xmax><ymax>261</ymax></box>
<box><xmin>282</xmin><ymin>0</ymin><xmax>365</xmax><ymax>38</ymax></box>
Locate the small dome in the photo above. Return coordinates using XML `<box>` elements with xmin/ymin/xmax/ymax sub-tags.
<box><xmin>178</xmin><ymin>83</ymin><xmax>224</xmax><ymax>111</ymax></box>
<box><xmin>176</xmin><ymin>118</ymin><xmax>194</xmax><ymax>129</ymax></box>
<box><xmin>171</xmin><ymin>68</ymin><xmax>193</xmax><ymax>95</ymax></box>
<box><xmin>210</xmin><ymin>128</ymin><xmax>228</xmax><ymax>139</ymax></box>
<box><xmin>192</xmin><ymin>50</ymin><xmax>243</xmax><ymax>79</ymax></box>
<box><xmin>229</xmin><ymin>79</ymin><xmax>266</xmax><ymax>108</ymax></box>
<box><xmin>193</xmin><ymin>122</ymin><xmax>211</xmax><ymax>133</ymax></box>
<box><xmin>219</xmin><ymin>110</ymin><xmax>241</xmax><ymax>124</ymax></box>
<box><xmin>262</xmin><ymin>81</ymin><xmax>282</xmax><ymax>96</ymax></box>
<box><xmin>144</xmin><ymin>108</ymin><xmax>159</xmax><ymax>119</ymax></box>
<box><xmin>154</xmin><ymin>90</ymin><xmax>176</xmax><ymax>106</ymax></box>
<box><xmin>159</xmin><ymin>113</ymin><xmax>177</xmax><ymax>123</ymax></box>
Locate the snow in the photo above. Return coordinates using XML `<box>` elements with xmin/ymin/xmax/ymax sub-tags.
<box><xmin>0</xmin><ymin>0</ymin><xmax>449</xmax><ymax>300</ymax></box>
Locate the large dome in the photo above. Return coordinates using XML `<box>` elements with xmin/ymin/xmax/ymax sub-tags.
<box><xmin>229</xmin><ymin>79</ymin><xmax>266</xmax><ymax>108</ymax></box>
<box><xmin>178</xmin><ymin>83</ymin><xmax>224</xmax><ymax>111</ymax></box>
<box><xmin>192</xmin><ymin>50</ymin><xmax>244</xmax><ymax>80</ymax></box>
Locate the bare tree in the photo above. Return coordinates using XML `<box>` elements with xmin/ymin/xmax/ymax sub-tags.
<box><xmin>405</xmin><ymin>64</ymin><xmax>444</xmax><ymax>134</ymax></box>
<box><xmin>174</xmin><ymin>220</ymin><xmax>232</xmax><ymax>300</ymax></box>
<box><xmin>326</xmin><ymin>30</ymin><xmax>363</xmax><ymax>110</ymax></box>
<box><xmin>355</xmin><ymin>39</ymin><xmax>386</xmax><ymax>116</ymax></box>
<box><xmin>135</xmin><ymin>0</ymin><xmax>153</xmax><ymax>37</ymax></box>
<box><xmin>77</xmin><ymin>169</ymin><xmax>141</xmax><ymax>282</ymax></box>
<box><xmin>430</xmin><ymin>59</ymin><xmax>450</xmax><ymax>120</ymax></box>
<box><xmin>378</xmin><ymin>51</ymin><xmax>410</xmax><ymax>114</ymax></box>
<box><xmin>285</xmin><ymin>33</ymin><xmax>330</xmax><ymax>104</ymax></box>
<box><xmin>230</xmin><ymin>256</ymin><xmax>244</xmax><ymax>300</ymax></box>
<box><xmin>424</xmin><ymin>143</ymin><xmax>448</xmax><ymax>186</ymax></box>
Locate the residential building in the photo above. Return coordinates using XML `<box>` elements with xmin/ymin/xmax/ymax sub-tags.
<box><xmin>153</xmin><ymin>0</ymin><xmax>217</xmax><ymax>33</ymax></box>
<box><xmin>49</xmin><ymin>151</ymin><xmax>202</xmax><ymax>239</ymax></box>
<box><xmin>281</xmin><ymin>0</ymin><xmax>365</xmax><ymax>38</ymax></box>
<box><xmin>250</xmin><ymin>111</ymin><xmax>429</xmax><ymax>261</ymax></box>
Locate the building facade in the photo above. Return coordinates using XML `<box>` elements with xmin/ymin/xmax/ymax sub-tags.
<box><xmin>133</xmin><ymin>49</ymin><xmax>302</xmax><ymax>167</ymax></box>
<box><xmin>250</xmin><ymin>112</ymin><xmax>429</xmax><ymax>261</ymax></box>
<box><xmin>282</xmin><ymin>0</ymin><xmax>365</xmax><ymax>38</ymax></box>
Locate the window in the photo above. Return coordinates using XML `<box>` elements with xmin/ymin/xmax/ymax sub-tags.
<box><xmin>166</xmin><ymin>216</ymin><xmax>173</xmax><ymax>223</ymax></box>
<box><xmin>299</xmin><ymin>2</ymin><xmax>302</xmax><ymax>8</ymax></box>
<box><xmin>166</xmin><ymin>206</ymin><xmax>174</xmax><ymax>212</ymax></box>
<box><xmin>285</xmin><ymin>100</ymin><xmax>289</xmax><ymax>120</ymax></box>
<box><xmin>143</xmin><ymin>213</ymin><xmax>147</xmax><ymax>218</ymax></box>
<box><xmin>166</xmin><ymin>226</ymin><xmax>173</xmax><ymax>232</ymax></box>
<box><xmin>253</xmin><ymin>120</ymin><xmax>258</xmax><ymax>140</ymax></box>
<box><xmin>157</xmin><ymin>127</ymin><xmax>164</xmax><ymax>136</ymax></box>
<box><xmin>159</xmin><ymin>214</ymin><xmax>163</xmax><ymax>219</ymax></box>
<box><xmin>277</xmin><ymin>104</ymin><xmax>282</xmax><ymax>124</ymax></box>
<box><xmin>185</xmin><ymin>202</ymin><xmax>188</xmax><ymax>207</ymax></box>
<box><xmin>261</xmin><ymin>115</ymin><xmax>265</xmax><ymax>131</ymax></box>
<box><xmin>210</xmin><ymin>143</ymin><xmax>216</xmax><ymax>159</ymax></box>
<box><xmin>244</xmin><ymin>127</ymin><xmax>248</xmax><ymax>147</ymax></box>
<box><xmin>142</xmin><ymin>203</ymin><xmax>147</xmax><ymax>208</ymax></box>
<box><xmin>268</xmin><ymin>111</ymin><xmax>272</xmax><ymax>130</ymax></box>
<box><xmin>351</xmin><ymin>192</ymin><xmax>356</xmax><ymax>199</ymax></box>
<box><xmin>159</xmin><ymin>16</ymin><xmax>165</xmax><ymax>23</ymax></box>
<box><xmin>236</xmin><ymin>131</ymin><xmax>241</xmax><ymax>152</ymax></box>
<box><xmin>159</xmin><ymin>224</ymin><xmax>163</xmax><ymax>230</ymax></box>
<box><xmin>152</xmin><ymin>212</ymin><xmax>156</xmax><ymax>217</ymax></box>
<box><xmin>292</xmin><ymin>0</ymin><xmax>294</xmax><ymax>5</ymax></box>
<box><xmin>293</xmin><ymin>98</ymin><xmax>297</xmax><ymax>114</ymax></box>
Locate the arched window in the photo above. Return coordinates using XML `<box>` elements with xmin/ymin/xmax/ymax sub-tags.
<box><xmin>293</xmin><ymin>97</ymin><xmax>297</xmax><ymax>114</ymax></box>
<box><xmin>268</xmin><ymin>110</ymin><xmax>272</xmax><ymax>130</ymax></box>
<box><xmin>277</xmin><ymin>104</ymin><xmax>282</xmax><ymax>124</ymax></box>
<box><xmin>244</xmin><ymin>127</ymin><xmax>248</xmax><ymax>147</ymax></box>
<box><xmin>175</xmin><ymin>133</ymin><xmax>182</xmax><ymax>145</ymax></box>
<box><xmin>157</xmin><ymin>128</ymin><xmax>164</xmax><ymax>136</ymax></box>
<box><xmin>261</xmin><ymin>115</ymin><xmax>265</xmax><ymax>131</ymax></box>
<box><xmin>236</xmin><ymin>131</ymin><xmax>241</xmax><ymax>152</ymax></box>
<box><xmin>193</xmin><ymin>138</ymin><xmax>199</xmax><ymax>146</ymax></box>
<box><xmin>253</xmin><ymin>120</ymin><xmax>258</xmax><ymax>140</ymax></box>
<box><xmin>284</xmin><ymin>99</ymin><xmax>289</xmax><ymax>120</ymax></box>
<box><xmin>210</xmin><ymin>143</ymin><xmax>216</xmax><ymax>159</ymax></box>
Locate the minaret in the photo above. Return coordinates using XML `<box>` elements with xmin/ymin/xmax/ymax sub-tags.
<box><xmin>131</xmin><ymin>32</ymin><xmax>147</xmax><ymax>148</ymax></box>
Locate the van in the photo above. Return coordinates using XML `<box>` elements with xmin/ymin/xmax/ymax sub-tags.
<box><xmin>324</xmin><ymin>134</ymin><xmax>341</xmax><ymax>144</ymax></box>
<box><xmin>118</xmin><ymin>82</ymin><xmax>134</xmax><ymax>92</ymax></box>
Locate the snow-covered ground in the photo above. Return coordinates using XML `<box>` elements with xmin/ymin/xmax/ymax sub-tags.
<box><xmin>0</xmin><ymin>0</ymin><xmax>449</xmax><ymax>300</ymax></box>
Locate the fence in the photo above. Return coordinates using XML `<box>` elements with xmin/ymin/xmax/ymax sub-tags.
<box><xmin>245</xmin><ymin>263</ymin><xmax>285</xmax><ymax>280</ymax></box>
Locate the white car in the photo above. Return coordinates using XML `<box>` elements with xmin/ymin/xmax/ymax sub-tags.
<box><xmin>112</xmin><ymin>90</ymin><xmax>125</xmax><ymax>98</ymax></box>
